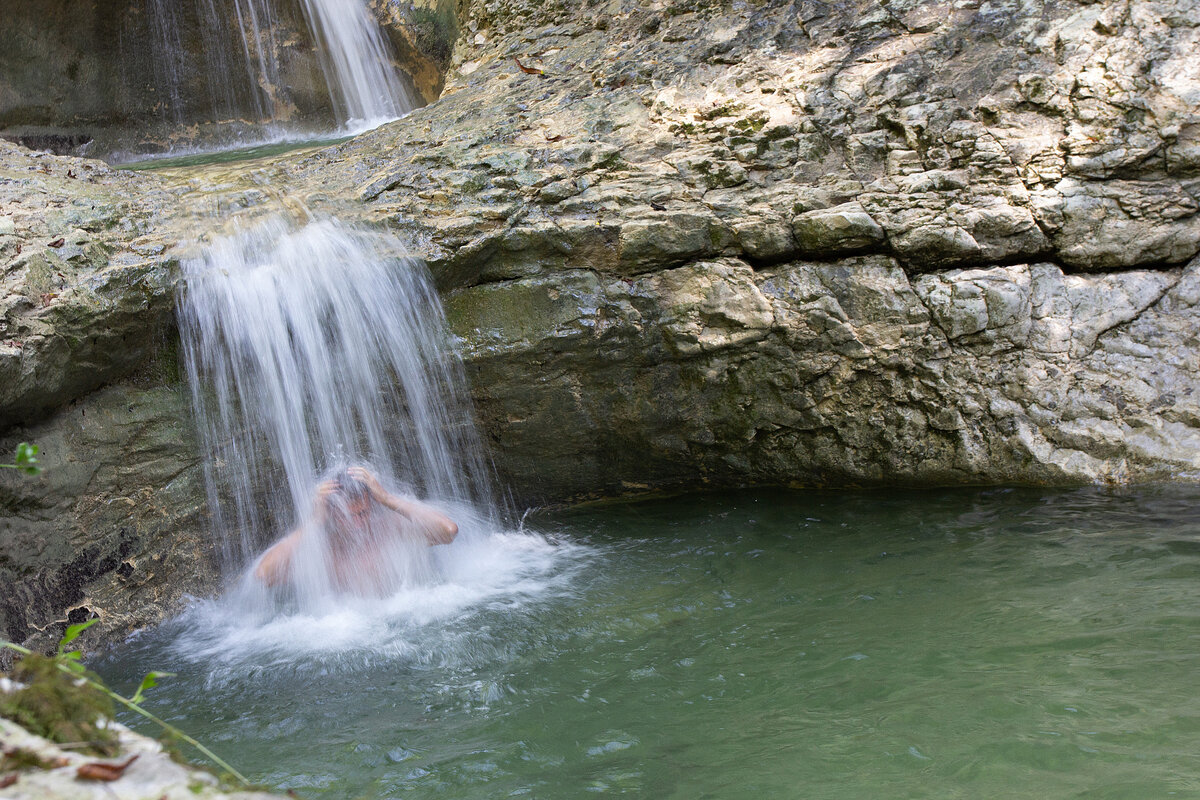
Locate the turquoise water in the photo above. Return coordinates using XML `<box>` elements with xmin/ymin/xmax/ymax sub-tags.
<box><xmin>118</xmin><ymin>136</ymin><xmax>351</xmax><ymax>171</ymax></box>
<box><xmin>97</xmin><ymin>487</ymin><xmax>1200</xmax><ymax>798</ymax></box>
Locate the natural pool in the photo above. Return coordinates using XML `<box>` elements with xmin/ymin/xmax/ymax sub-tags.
<box><xmin>97</xmin><ymin>486</ymin><xmax>1200</xmax><ymax>799</ymax></box>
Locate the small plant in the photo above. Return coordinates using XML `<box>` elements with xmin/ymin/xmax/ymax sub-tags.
<box><xmin>0</xmin><ymin>651</ymin><xmax>117</xmax><ymax>756</ymax></box>
<box><xmin>0</xmin><ymin>442</ymin><xmax>40</xmax><ymax>474</ymax></box>
<box><xmin>1</xmin><ymin>620</ymin><xmax>249</xmax><ymax>786</ymax></box>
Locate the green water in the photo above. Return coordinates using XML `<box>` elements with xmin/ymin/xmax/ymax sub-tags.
<box><xmin>118</xmin><ymin>136</ymin><xmax>351</xmax><ymax>171</ymax></box>
<box><xmin>97</xmin><ymin>487</ymin><xmax>1200</xmax><ymax>798</ymax></box>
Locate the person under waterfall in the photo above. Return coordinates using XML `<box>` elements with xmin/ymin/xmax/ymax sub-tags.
<box><xmin>253</xmin><ymin>465</ymin><xmax>458</xmax><ymax>594</ymax></box>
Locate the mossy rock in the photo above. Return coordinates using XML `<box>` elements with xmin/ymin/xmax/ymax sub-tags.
<box><xmin>0</xmin><ymin>654</ymin><xmax>118</xmax><ymax>757</ymax></box>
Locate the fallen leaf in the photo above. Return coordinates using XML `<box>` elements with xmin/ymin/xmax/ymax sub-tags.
<box><xmin>0</xmin><ymin>774</ymin><xmax>17</xmax><ymax>788</ymax></box>
<box><xmin>515</xmin><ymin>57</ymin><xmax>545</xmax><ymax>76</ymax></box>
<box><xmin>39</xmin><ymin>292</ymin><xmax>58</xmax><ymax>307</ymax></box>
<box><xmin>76</xmin><ymin>754</ymin><xmax>138</xmax><ymax>782</ymax></box>
<box><xmin>545</xmin><ymin>133</ymin><xmax>565</xmax><ymax>142</ymax></box>
<box><xmin>47</xmin><ymin>238</ymin><xmax>65</xmax><ymax>248</ymax></box>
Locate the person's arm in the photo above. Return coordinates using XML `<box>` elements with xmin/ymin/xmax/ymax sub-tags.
<box><xmin>349</xmin><ymin>466</ymin><xmax>459</xmax><ymax>545</ymax></box>
<box><xmin>253</xmin><ymin>480</ymin><xmax>337</xmax><ymax>585</ymax></box>
<box><xmin>254</xmin><ymin>529</ymin><xmax>302</xmax><ymax>586</ymax></box>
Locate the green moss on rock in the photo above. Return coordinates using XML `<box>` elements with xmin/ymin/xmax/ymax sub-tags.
<box><xmin>0</xmin><ymin>654</ymin><xmax>118</xmax><ymax>756</ymax></box>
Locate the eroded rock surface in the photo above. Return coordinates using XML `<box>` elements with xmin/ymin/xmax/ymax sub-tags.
<box><xmin>288</xmin><ymin>0</ymin><xmax>1200</xmax><ymax>499</ymax></box>
<box><xmin>0</xmin><ymin>143</ymin><xmax>214</xmax><ymax>650</ymax></box>
<box><xmin>447</xmin><ymin>256</ymin><xmax>1198</xmax><ymax>498</ymax></box>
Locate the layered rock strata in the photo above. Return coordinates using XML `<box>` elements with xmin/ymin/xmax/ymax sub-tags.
<box><xmin>303</xmin><ymin>0</ymin><xmax>1200</xmax><ymax>499</ymax></box>
<box><xmin>0</xmin><ymin>144</ymin><xmax>213</xmax><ymax>651</ymax></box>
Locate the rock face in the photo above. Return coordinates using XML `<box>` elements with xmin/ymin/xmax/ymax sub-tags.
<box><xmin>2</xmin><ymin>0</ymin><xmax>1200</xmax><ymax>646</ymax></box>
<box><xmin>299</xmin><ymin>0</ymin><xmax>1200</xmax><ymax>499</ymax></box>
<box><xmin>448</xmin><ymin>256</ymin><xmax>1198</xmax><ymax>498</ymax></box>
<box><xmin>0</xmin><ymin>142</ymin><xmax>216</xmax><ymax>651</ymax></box>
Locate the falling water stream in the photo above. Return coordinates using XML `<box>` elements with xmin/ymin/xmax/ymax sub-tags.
<box><xmin>298</xmin><ymin>0</ymin><xmax>417</xmax><ymax>129</ymax></box>
<box><xmin>178</xmin><ymin>217</ymin><xmax>515</xmax><ymax>614</ymax></box>
<box><xmin>134</xmin><ymin>0</ymin><xmax>413</xmax><ymax>161</ymax></box>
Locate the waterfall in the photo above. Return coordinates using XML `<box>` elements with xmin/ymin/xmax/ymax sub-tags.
<box><xmin>145</xmin><ymin>0</ymin><xmax>285</xmax><ymax>128</ymax></box>
<box><xmin>298</xmin><ymin>0</ymin><xmax>418</xmax><ymax>129</ymax></box>
<box><xmin>143</xmin><ymin>0</ymin><xmax>411</xmax><ymax>149</ymax></box>
<box><xmin>220</xmin><ymin>0</ymin><xmax>287</xmax><ymax>123</ymax></box>
<box><xmin>146</xmin><ymin>0</ymin><xmax>187</xmax><ymax>125</ymax></box>
<box><xmin>179</xmin><ymin>218</ymin><xmax>499</xmax><ymax>609</ymax></box>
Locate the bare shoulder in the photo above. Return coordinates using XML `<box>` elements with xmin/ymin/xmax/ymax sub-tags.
<box><xmin>255</xmin><ymin>528</ymin><xmax>304</xmax><ymax>584</ymax></box>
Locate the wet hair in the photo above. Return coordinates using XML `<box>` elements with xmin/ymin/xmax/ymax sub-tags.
<box><xmin>333</xmin><ymin>468</ymin><xmax>369</xmax><ymax>505</ymax></box>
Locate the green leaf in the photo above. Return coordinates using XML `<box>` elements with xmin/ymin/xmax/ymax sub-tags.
<box><xmin>57</xmin><ymin>618</ymin><xmax>98</xmax><ymax>655</ymax></box>
<box><xmin>11</xmin><ymin>442</ymin><xmax>41</xmax><ymax>475</ymax></box>
<box><xmin>130</xmin><ymin>671</ymin><xmax>176</xmax><ymax>705</ymax></box>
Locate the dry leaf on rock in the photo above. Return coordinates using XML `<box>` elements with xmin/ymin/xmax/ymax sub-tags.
<box><xmin>76</xmin><ymin>754</ymin><xmax>138</xmax><ymax>782</ymax></box>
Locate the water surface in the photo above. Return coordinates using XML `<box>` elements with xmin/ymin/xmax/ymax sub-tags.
<box><xmin>118</xmin><ymin>136</ymin><xmax>352</xmax><ymax>171</ymax></box>
<box><xmin>98</xmin><ymin>487</ymin><xmax>1200</xmax><ymax>798</ymax></box>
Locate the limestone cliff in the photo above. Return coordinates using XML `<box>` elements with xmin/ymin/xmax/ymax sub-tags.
<box><xmin>0</xmin><ymin>144</ymin><xmax>214</xmax><ymax>652</ymax></box>
<box><xmin>2</xmin><ymin>0</ymin><xmax>1199</xmax><ymax>648</ymax></box>
<box><xmin>312</xmin><ymin>0</ymin><xmax>1200</xmax><ymax>497</ymax></box>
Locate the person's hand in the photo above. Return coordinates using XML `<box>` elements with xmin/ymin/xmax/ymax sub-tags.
<box><xmin>313</xmin><ymin>479</ymin><xmax>339</xmax><ymax>521</ymax></box>
<box><xmin>348</xmin><ymin>466</ymin><xmax>386</xmax><ymax>502</ymax></box>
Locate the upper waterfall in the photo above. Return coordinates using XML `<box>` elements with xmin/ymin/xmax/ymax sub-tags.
<box><xmin>150</xmin><ymin>0</ymin><xmax>416</xmax><ymax>138</ymax></box>
<box><xmin>299</xmin><ymin>0</ymin><xmax>418</xmax><ymax>130</ymax></box>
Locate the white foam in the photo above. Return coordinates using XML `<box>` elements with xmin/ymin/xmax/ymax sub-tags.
<box><xmin>165</xmin><ymin>528</ymin><xmax>591</xmax><ymax>683</ymax></box>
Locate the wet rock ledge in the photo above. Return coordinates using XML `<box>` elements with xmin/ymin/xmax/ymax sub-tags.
<box><xmin>2</xmin><ymin>0</ymin><xmax>1200</xmax><ymax>650</ymax></box>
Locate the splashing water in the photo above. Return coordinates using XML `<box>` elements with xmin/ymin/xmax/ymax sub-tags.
<box><xmin>179</xmin><ymin>217</ymin><xmax>529</xmax><ymax>623</ymax></box>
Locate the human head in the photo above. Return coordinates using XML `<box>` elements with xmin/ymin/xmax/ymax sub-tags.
<box><xmin>333</xmin><ymin>467</ymin><xmax>369</xmax><ymax>508</ymax></box>
<box><xmin>318</xmin><ymin>464</ymin><xmax>372</xmax><ymax>530</ymax></box>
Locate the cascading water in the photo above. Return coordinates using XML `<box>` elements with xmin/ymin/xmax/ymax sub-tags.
<box><xmin>140</xmin><ymin>0</ymin><xmax>412</xmax><ymax>156</ymax></box>
<box><xmin>179</xmin><ymin>217</ymin><xmax>516</xmax><ymax>617</ymax></box>
<box><xmin>146</xmin><ymin>0</ymin><xmax>286</xmax><ymax>129</ymax></box>
<box><xmin>298</xmin><ymin>0</ymin><xmax>418</xmax><ymax>129</ymax></box>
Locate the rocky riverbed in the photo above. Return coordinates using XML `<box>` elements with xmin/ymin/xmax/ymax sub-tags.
<box><xmin>2</xmin><ymin>0</ymin><xmax>1199</xmax><ymax>650</ymax></box>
